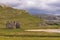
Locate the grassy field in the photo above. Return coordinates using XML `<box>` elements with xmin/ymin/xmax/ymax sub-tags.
<box><xmin>0</xmin><ymin>29</ymin><xmax>59</xmax><ymax>40</ymax></box>
<box><xmin>0</xmin><ymin>36</ymin><xmax>60</xmax><ymax>40</ymax></box>
<box><xmin>0</xmin><ymin>29</ymin><xmax>60</xmax><ymax>37</ymax></box>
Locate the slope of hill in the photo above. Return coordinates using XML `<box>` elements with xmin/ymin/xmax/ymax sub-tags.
<box><xmin>0</xmin><ymin>5</ymin><xmax>41</xmax><ymax>29</ymax></box>
<box><xmin>0</xmin><ymin>4</ymin><xmax>60</xmax><ymax>29</ymax></box>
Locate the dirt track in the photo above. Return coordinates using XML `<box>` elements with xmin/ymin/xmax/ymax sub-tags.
<box><xmin>25</xmin><ymin>29</ymin><xmax>60</xmax><ymax>33</ymax></box>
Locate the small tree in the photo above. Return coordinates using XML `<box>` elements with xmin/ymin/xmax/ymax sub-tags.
<box><xmin>15</xmin><ymin>22</ymin><xmax>20</xmax><ymax>29</ymax></box>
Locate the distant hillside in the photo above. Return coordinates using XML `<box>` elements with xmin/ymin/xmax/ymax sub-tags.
<box><xmin>33</xmin><ymin>14</ymin><xmax>60</xmax><ymax>28</ymax></box>
<box><xmin>33</xmin><ymin>14</ymin><xmax>59</xmax><ymax>20</ymax></box>
<box><xmin>0</xmin><ymin>5</ymin><xmax>40</xmax><ymax>29</ymax></box>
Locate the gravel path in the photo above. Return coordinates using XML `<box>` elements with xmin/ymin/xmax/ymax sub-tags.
<box><xmin>25</xmin><ymin>29</ymin><xmax>60</xmax><ymax>33</ymax></box>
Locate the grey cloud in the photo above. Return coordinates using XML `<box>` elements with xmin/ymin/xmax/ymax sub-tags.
<box><xmin>0</xmin><ymin>0</ymin><xmax>60</xmax><ymax>15</ymax></box>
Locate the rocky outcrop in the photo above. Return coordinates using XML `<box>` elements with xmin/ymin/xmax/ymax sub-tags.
<box><xmin>0</xmin><ymin>3</ymin><xmax>11</xmax><ymax>8</ymax></box>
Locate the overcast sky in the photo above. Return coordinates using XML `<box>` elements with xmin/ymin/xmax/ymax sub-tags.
<box><xmin>0</xmin><ymin>0</ymin><xmax>60</xmax><ymax>15</ymax></box>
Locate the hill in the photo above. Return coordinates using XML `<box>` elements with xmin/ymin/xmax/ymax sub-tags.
<box><xmin>0</xmin><ymin>5</ymin><xmax>40</xmax><ymax>29</ymax></box>
<box><xmin>0</xmin><ymin>4</ymin><xmax>60</xmax><ymax>29</ymax></box>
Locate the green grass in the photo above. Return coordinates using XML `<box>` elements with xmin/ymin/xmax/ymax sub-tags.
<box><xmin>0</xmin><ymin>36</ymin><xmax>60</xmax><ymax>40</ymax></box>
<box><xmin>0</xmin><ymin>29</ymin><xmax>59</xmax><ymax>37</ymax></box>
<box><xmin>0</xmin><ymin>29</ymin><xmax>60</xmax><ymax>40</ymax></box>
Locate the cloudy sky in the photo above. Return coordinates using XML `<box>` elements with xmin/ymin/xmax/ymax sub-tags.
<box><xmin>0</xmin><ymin>0</ymin><xmax>60</xmax><ymax>15</ymax></box>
